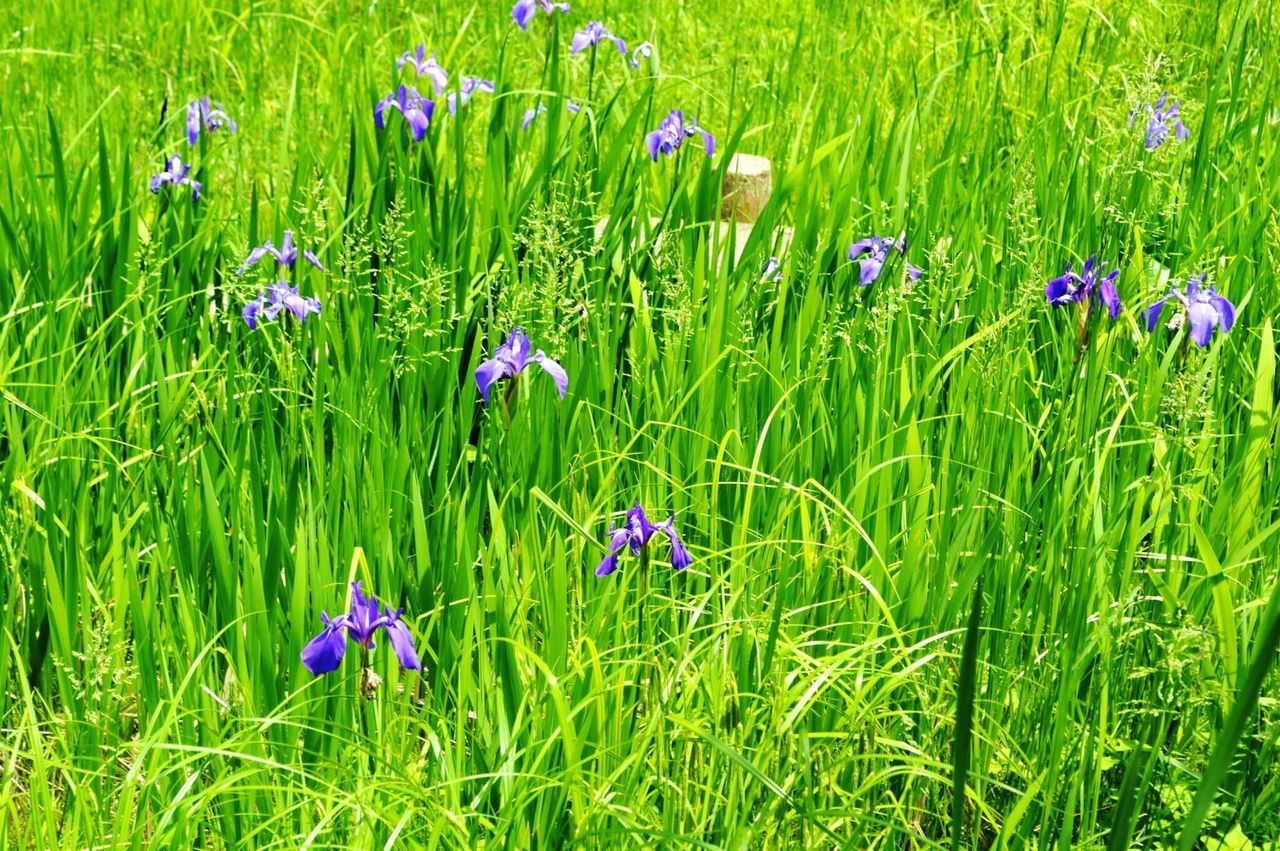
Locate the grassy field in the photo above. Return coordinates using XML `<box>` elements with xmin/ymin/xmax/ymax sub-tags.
<box><xmin>2</xmin><ymin>0</ymin><xmax>1280</xmax><ymax>847</ymax></box>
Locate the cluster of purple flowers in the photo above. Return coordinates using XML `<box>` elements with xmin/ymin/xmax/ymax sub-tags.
<box><xmin>375</xmin><ymin>45</ymin><xmax>495</xmax><ymax>142</ymax></box>
<box><xmin>595</xmin><ymin>503</ymin><xmax>693</xmax><ymax>576</ymax></box>
<box><xmin>1133</xmin><ymin>91</ymin><xmax>1191</xmax><ymax>151</ymax></box>
<box><xmin>150</xmin><ymin>96</ymin><xmax>237</xmax><ymax>203</ymax></box>
<box><xmin>1046</xmin><ymin>254</ymin><xmax>1123</xmax><ymax>320</ymax></box>
<box><xmin>236</xmin><ymin>231</ymin><xmax>326</xmax><ymax>330</ymax></box>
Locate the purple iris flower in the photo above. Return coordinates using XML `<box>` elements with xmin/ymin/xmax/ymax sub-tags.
<box><xmin>301</xmin><ymin>582</ymin><xmax>421</xmax><ymax>675</ymax></box>
<box><xmin>237</xmin><ymin>230</ymin><xmax>325</xmax><ymax>275</ymax></box>
<box><xmin>242</xmin><ymin>281</ymin><xmax>322</xmax><ymax>330</ymax></box>
<box><xmin>522</xmin><ymin>102</ymin><xmax>548</xmax><ymax>130</ymax></box>
<box><xmin>848</xmin><ymin>234</ymin><xmax>922</xmax><ymax>286</ymax></box>
<box><xmin>447</xmin><ymin>77</ymin><xmax>496</xmax><ymax>114</ymax></box>
<box><xmin>512</xmin><ymin>0</ymin><xmax>570</xmax><ymax>30</ymax></box>
<box><xmin>1143</xmin><ymin>274</ymin><xmax>1235</xmax><ymax>347</ymax></box>
<box><xmin>397</xmin><ymin>45</ymin><xmax>449</xmax><ymax>95</ymax></box>
<box><xmin>595</xmin><ymin>502</ymin><xmax>692</xmax><ymax>577</ymax></box>
<box><xmin>474</xmin><ymin>327</ymin><xmax>568</xmax><ymax>402</ymax></box>
<box><xmin>1045</xmin><ymin>254</ymin><xmax>1122</xmax><ymax>320</ymax></box>
<box><xmin>185</xmin><ymin>97</ymin><xmax>236</xmax><ymax>146</ymax></box>
<box><xmin>149</xmin><ymin>155</ymin><xmax>202</xmax><ymax>202</ymax></box>
<box><xmin>645</xmin><ymin>110</ymin><xmax>715</xmax><ymax>161</ymax></box>
<box><xmin>762</xmin><ymin>257</ymin><xmax>783</xmax><ymax>281</ymax></box>
<box><xmin>630</xmin><ymin>41</ymin><xmax>654</xmax><ymax>68</ymax></box>
<box><xmin>374</xmin><ymin>85</ymin><xmax>435</xmax><ymax>142</ymax></box>
<box><xmin>1132</xmin><ymin>91</ymin><xmax>1191</xmax><ymax>150</ymax></box>
<box><xmin>570</xmin><ymin>21</ymin><xmax>626</xmax><ymax>56</ymax></box>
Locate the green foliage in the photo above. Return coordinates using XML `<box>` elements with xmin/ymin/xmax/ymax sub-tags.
<box><xmin>1</xmin><ymin>0</ymin><xmax>1279</xmax><ymax>847</ymax></box>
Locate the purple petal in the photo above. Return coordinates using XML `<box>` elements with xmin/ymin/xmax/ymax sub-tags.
<box><xmin>475</xmin><ymin>357</ymin><xmax>511</xmax><ymax>403</ymax></box>
<box><xmin>661</xmin><ymin>519</ymin><xmax>692</xmax><ymax>570</ymax></box>
<box><xmin>512</xmin><ymin>0</ymin><xmax>535</xmax><ymax>29</ymax></box>
<box><xmin>858</xmin><ymin>257</ymin><xmax>884</xmax><ymax>287</ymax></box>
<box><xmin>301</xmin><ymin>613</ymin><xmax>349</xmax><ymax>675</ymax></box>
<box><xmin>645</xmin><ymin>129</ymin><xmax>664</xmax><ymax>162</ymax></box>
<box><xmin>848</xmin><ymin>238</ymin><xmax>874</xmax><ymax>260</ymax></box>
<box><xmin>1099</xmin><ymin>272</ymin><xmax>1122</xmax><ymax>320</ymax></box>
<box><xmin>1187</xmin><ymin>301</ymin><xmax>1218</xmax><ymax>347</ymax></box>
<box><xmin>697</xmin><ymin>128</ymin><xmax>716</xmax><ymax>158</ymax></box>
<box><xmin>384</xmin><ymin>608</ymin><xmax>422</xmax><ymax>671</ymax></box>
<box><xmin>302</xmin><ymin>249</ymin><xmax>325</xmax><ymax>272</ymax></box>
<box><xmin>1143</xmin><ymin>297</ymin><xmax>1169</xmax><ymax>332</ymax></box>
<box><xmin>1210</xmin><ymin>294</ymin><xmax>1235</xmax><ymax>333</ymax></box>
<box><xmin>532</xmin><ymin>351</ymin><xmax>569</xmax><ymax>398</ymax></box>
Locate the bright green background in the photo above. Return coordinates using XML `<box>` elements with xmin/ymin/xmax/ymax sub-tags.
<box><xmin>2</xmin><ymin>0</ymin><xmax>1279</xmax><ymax>847</ymax></box>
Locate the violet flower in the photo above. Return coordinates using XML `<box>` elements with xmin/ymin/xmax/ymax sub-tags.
<box><xmin>447</xmin><ymin>77</ymin><xmax>496</xmax><ymax>115</ymax></box>
<box><xmin>762</xmin><ymin>257</ymin><xmax>783</xmax><ymax>281</ymax></box>
<box><xmin>645</xmin><ymin>110</ymin><xmax>715</xmax><ymax>161</ymax></box>
<box><xmin>474</xmin><ymin>327</ymin><xmax>568</xmax><ymax>402</ymax></box>
<box><xmin>397</xmin><ymin>45</ymin><xmax>449</xmax><ymax>95</ymax></box>
<box><xmin>301</xmin><ymin>582</ymin><xmax>421</xmax><ymax>675</ymax></box>
<box><xmin>848</xmin><ymin>234</ymin><xmax>922</xmax><ymax>286</ymax></box>
<box><xmin>237</xmin><ymin>230</ymin><xmax>325</xmax><ymax>275</ymax></box>
<box><xmin>512</xmin><ymin>0</ymin><xmax>570</xmax><ymax>30</ymax></box>
<box><xmin>630</xmin><ymin>41</ymin><xmax>654</xmax><ymax>69</ymax></box>
<box><xmin>1045</xmin><ymin>254</ymin><xmax>1122</xmax><ymax>320</ymax></box>
<box><xmin>595</xmin><ymin>502</ymin><xmax>692</xmax><ymax>577</ymax></box>
<box><xmin>522</xmin><ymin>102</ymin><xmax>548</xmax><ymax>130</ymax></box>
<box><xmin>149</xmin><ymin>155</ymin><xmax>202</xmax><ymax>202</ymax></box>
<box><xmin>1143</xmin><ymin>274</ymin><xmax>1235</xmax><ymax>347</ymax></box>
<box><xmin>375</xmin><ymin>85</ymin><xmax>435</xmax><ymax>142</ymax></box>
<box><xmin>570</xmin><ymin>21</ymin><xmax>626</xmax><ymax>56</ymax></box>
<box><xmin>242</xmin><ymin>281</ymin><xmax>322</xmax><ymax>330</ymax></box>
<box><xmin>1132</xmin><ymin>91</ymin><xmax>1191</xmax><ymax>150</ymax></box>
<box><xmin>185</xmin><ymin>97</ymin><xmax>236</xmax><ymax>146</ymax></box>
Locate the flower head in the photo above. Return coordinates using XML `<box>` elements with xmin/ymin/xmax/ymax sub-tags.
<box><xmin>301</xmin><ymin>582</ymin><xmax>421</xmax><ymax>675</ymax></box>
<box><xmin>1143</xmin><ymin>274</ymin><xmax>1235</xmax><ymax>347</ymax></box>
<box><xmin>522</xmin><ymin>102</ymin><xmax>549</xmax><ymax>130</ymax></box>
<box><xmin>149</xmin><ymin>155</ymin><xmax>202</xmax><ymax>202</ymax></box>
<box><xmin>645</xmin><ymin>109</ymin><xmax>715</xmax><ymax>161</ymax></box>
<box><xmin>1133</xmin><ymin>91</ymin><xmax>1191</xmax><ymax>150</ymax></box>
<box><xmin>1045</xmin><ymin>254</ymin><xmax>1122</xmax><ymax>320</ymax></box>
<box><xmin>397</xmin><ymin>45</ymin><xmax>449</xmax><ymax>95</ymax></box>
<box><xmin>630</xmin><ymin>41</ymin><xmax>654</xmax><ymax>69</ymax></box>
<box><xmin>512</xmin><ymin>0</ymin><xmax>570</xmax><ymax>30</ymax></box>
<box><xmin>374</xmin><ymin>85</ymin><xmax>435</xmax><ymax>142</ymax></box>
<box><xmin>595</xmin><ymin>502</ymin><xmax>692</xmax><ymax>576</ymax></box>
<box><xmin>570</xmin><ymin>21</ymin><xmax>626</xmax><ymax>56</ymax></box>
<box><xmin>185</xmin><ymin>97</ymin><xmax>236</xmax><ymax>146</ymax></box>
<box><xmin>474</xmin><ymin>327</ymin><xmax>568</xmax><ymax>402</ymax></box>
<box><xmin>237</xmin><ymin>230</ymin><xmax>325</xmax><ymax>275</ymax></box>
<box><xmin>447</xmin><ymin>77</ymin><xmax>496</xmax><ymax>115</ymax></box>
<box><xmin>762</xmin><ymin>257</ymin><xmax>783</xmax><ymax>281</ymax></box>
<box><xmin>242</xmin><ymin>281</ymin><xmax>322</xmax><ymax>330</ymax></box>
<box><xmin>848</xmin><ymin>234</ymin><xmax>922</xmax><ymax>286</ymax></box>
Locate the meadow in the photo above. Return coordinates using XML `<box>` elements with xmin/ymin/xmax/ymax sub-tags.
<box><xmin>2</xmin><ymin>0</ymin><xmax>1280</xmax><ymax>847</ymax></box>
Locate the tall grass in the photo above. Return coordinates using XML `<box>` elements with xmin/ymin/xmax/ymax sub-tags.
<box><xmin>1</xmin><ymin>0</ymin><xmax>1278</xmax><ymax>846</ymax></box>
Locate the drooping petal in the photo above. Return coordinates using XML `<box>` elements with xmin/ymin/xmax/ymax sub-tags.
<box><xmin>594</xmin><ymin>526</ymin><xmax>630</xmax><ymax>577</ymax></box>
<box><xmin>532</xmin><ymin>351</ymin><xmax>569</xmax><ymax>399</ymax></box>
<box><xmin>301</xmin><ymin>613</ymin><xmax>349</xmax><ymax>675</ymax></box>
<box><xmin>569</xmin><ymin>30</ymin><xmax>594</xmax><ymax>55</ymax></box>
<box><xmin>383</xmin><ymin>607</ymin><xmax>422</xmax><ymax>671</ymax></box>
<box><xmin>1210</xmin><ymin>294</ymin><xmax>1235</xmax><ymax>333</ymax></box>
<box><xmin>1142</xmin><ymin>297</ymin><xmax>1169</xmax><ymax>332</ymax></box>
<box><xmin>186</xmin><ymin>101</ymin><xmax>202</xmax><ymax>146</ymax></box>
<box><xmin>645</xmin><ymin>128</ymin><xmax>664</xmax><ymax>162</ymax></box>
<box><xmin>302</xmin><ymin>249</ymin><xmax>325</xmax><ymax>271</ymax></box>
<box><xmin>660</xmin><ymin>518</ymin><xmax>692</xmax><ymax>570</ymax></box>
<box><xmin>512</xmin><ymin>0</ymin><xmax>536</xmax><ymax>29</ymax></box>
<box><xmin>1098</xmin><ymin>272</ymin><xmax>1122</xmax><ymax>320</ymax></box>
<box><xmin>696</xmin><ymin>127</ymin><xmax>716</xmax><ymax>158</ymax></box>
<box><xmin>848</xmin><ymin>238</ymin><xmax>875</xmax><ymax>260</ymax></box>
<box><xmin>906</xmin><ymin>262</ymin><xmax>923</xmax><ymax>282</ymax></box>
<box><xmin>237</xmin><ymin>246</ymin><xmax>270</xmax><ymax>275</ymax></box>
<box><xmin>1187</xmin><ymin>300</ymin><xmax>1219</xmax><ymax>347</ymax></box>
<box><xmin>857</xmin><ymin>256</ymin><xmax>884</xmax><ymax>287</ymax></box>
<box><xmin>475</xmin><ymin>357</ymin><xmax>512</xmax><ymax>403</ymax></box>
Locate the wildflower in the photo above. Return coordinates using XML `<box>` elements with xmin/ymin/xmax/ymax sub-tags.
<box><xmin>570</xmin><ymin>21</ymin><xmax>626</xmax><ymax>56</ymax></box>
<box><xmin>521</xmin><ymin>100</ymin><xmax>579</xmax><ymax>129</ymax></box>
<box><xmin>374</xmin><ymin>85</ymin><xmax>435</xmax><ymax>142</ymax></box>
<box><xmin>1132</xmin><ymin>91</ymin><xmax>1191</xmax><ymax>150</ymax></box>
<box><xmin>848</xmin><ymin>234</ymin><xmax>922</xmax><ymax>286</ymax></box>
<box><xmin>595</xmin><ymin>502</ymin><xmax>692</xmax><ymax>577</ymax></box>
<box><xmin>1143</xmin><ymin>274</ymin><xmax>1235</xmax><ymax>347</ymax></box>
<box><xmin>762</xmin><ymin>257</ymin><xmax>783</xmax><ymax>281</ymax></box>
<box><xmin>522</xmin><ymin>102</ymin><xmax>548</xmax><ymax>130</ymax></box>
<box><xmin>237</xmin><ymin>230</ymin><xmax>325</xmax><ymax>274</ymax></box>
<box><xmin>512</xmin><ymin>0</ymin><xmax>570</xmax><ymax>30</ymax></box>
<box><xmin>645</xmin><ymin>109</ymin><xmax>715</xmax><ymax>161</ymax></box>
<box><xmin>242</xmin><ymin>281</ymin><xmax>322</xmax><ymax>330</ymax></box>
<box><xmin>630</xmin><ymin>41</ymin><xmax>654</xmax><ymax>68</ymax></box>
<box><xmin>447</xmin><ymin>77</ymin><xmax>496</xmax><ymax>114</ymax></box>
<box><xmin>1045</xmin><ymin>254</ymin><xmax>1122</xmax><ymax>319</ymax></box>
<box><xmin>185</xmin><ymin>97</ymin><xmax>236</xmax><ymax>146</ymax></box>
<box><xmin>149</xmin><ymin>154</ymin><xmax>202</xmax><ymax>202</ymax></box>
<box><xmin>474</xmin><ymin>327</ymin><xmax>568</xmax><ymax>402</ymax></box>
<box><xmin>301</xmin><ymin>582</ymin><xmax>421</xmax><ymax>675</ymax></box>
<box><xmin>397</xmin><ymin>45</ymin><xmax>449</xmax><ymax>95</ymax></box>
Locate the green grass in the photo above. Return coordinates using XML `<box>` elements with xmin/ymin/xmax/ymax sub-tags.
<box><xmin>2</xmin><ymin>0</ymin><xmax>1279</xmax><ymax>847</ymax></box>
